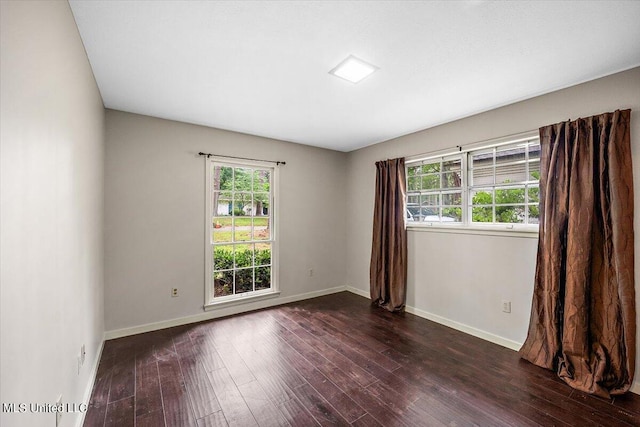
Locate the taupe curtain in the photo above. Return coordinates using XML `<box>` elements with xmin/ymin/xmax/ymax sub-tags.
<box><xmin>519</xmin><ymin>110</ymin><xmax>635</xmax><ymax>398</ymax></box>
<box><xmin>370</xmin><ymin>158</ymin><xmax>407</xmax><ymax>312</ymax></box>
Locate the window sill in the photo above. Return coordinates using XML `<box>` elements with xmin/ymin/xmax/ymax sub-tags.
<box><xmin>407</xmin><ymin>224</ymin><xmax>539</xmax><ymax>238</ymax></box>
<box><xmin>204</xmin><ymin>290</ymin><xmax>281</xmax><ymax>311</ymax></box>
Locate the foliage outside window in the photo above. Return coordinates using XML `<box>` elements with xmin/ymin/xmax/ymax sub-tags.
<box><xmin>406</xmin><ymin>137</ymin><xmax>540</xmax><ymax>229</ymax></box>
<box><xmin>208</xmin><ymin>161</ymin><xmax>274</xmax><ymax>304</ymax></box>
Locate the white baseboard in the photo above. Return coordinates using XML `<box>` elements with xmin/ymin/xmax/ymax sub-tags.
<box><xmin>105</xmin><ymin>286</ymin><xmax>347</xmax><ymax>340</ymax></box>
<box><xmin>345</xmin><ymin>286</ymin><xmax>522</xmax><ymax>351</ymax></box>
<box><xmin>75</xmin><ymin>339</ymin><xmax>104</xmax><ymax>427</ymax></box>
<box><xmin>344</xmin><ymin>287</ymin><xmax>639</xmax><ymax>396</ymax></box>
<box><xmin>345</xmin><ymin>285</ymin><xmax>369</xmax><ymax>299</ymax></box>
<box><xmin>404</xmin><ymin>305</ymin><xmax>523</xmax><ymax>351</ymax></box>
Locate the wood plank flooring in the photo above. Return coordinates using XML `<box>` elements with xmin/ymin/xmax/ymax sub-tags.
<box><xmin>84</xmin><ymin>292</ymin><xmax>640</xmax><ymax>426</ymax></box>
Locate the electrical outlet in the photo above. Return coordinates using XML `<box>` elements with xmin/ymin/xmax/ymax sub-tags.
<box><xmin>81</xmin><ymin>344</ymin><xmax>86</xmax><ymax>366</ymax></box>
<box><xmin>56</xmin><ymin>395</ymin><xmax>62</xmax><ymax>427</ymax></box>
<box><xmin>309</xmin><ymin>268</ymin><xmax>314</xmax><ymax>277</ymax></box>
<box><xmin>171</xmin><ymin>288</ymin><xmax>179</xmax><ymax>297</ymax></box>
<box><xmin>502</xmin><ymin>300</ymin><xmax>512</xmax><ymax>313</ymax></box>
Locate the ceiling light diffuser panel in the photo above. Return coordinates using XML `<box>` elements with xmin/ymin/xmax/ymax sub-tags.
<box><xmin>329</xmin><ymin>55</ymin><xmax>379</xmax><ymax>83</ymax></box>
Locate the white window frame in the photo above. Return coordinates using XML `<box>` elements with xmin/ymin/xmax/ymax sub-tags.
<box><xmin>405</xmin><ymin>131</ymin><xmax>540</xmax><ymax>237</ymax></box>
<box><xmin>204</xmin><ymin>157</ymin><xmax>279</xmax><ymax>310</ymax></box>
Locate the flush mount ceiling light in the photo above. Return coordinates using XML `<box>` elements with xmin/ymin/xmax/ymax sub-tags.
<box><xmin>329</xmin><ymin>55</ymin><xmax>379</xmax><ymax>83</ymax></box>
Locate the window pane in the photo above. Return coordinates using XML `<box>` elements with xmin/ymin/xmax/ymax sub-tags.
<box><xmin>255</xmin><ymin>243</ymin><xmax>271</xmax><ymax>266</ymax></box>
<box><xmin>420</xmin><ymin>192</ymin><xmax>438</xmax><ymax>220</ymax></box>
<box><xmin>234</xmin><ymin>168</ymin><xmax>252</xmax><ymax>192</ymax></box>
<box><xmin>442</xmin><ymin>207</ymin><xmax>462</xmax><ymax>222</ymax></box>
<box><xmin>407</xmin><ymin>176</ymin><xmax>420</xmax><ymax>191</ymax></box>
<box><xmin>422</xmin><ymin>162</ymin><xmax>440</xmax><ymax>173</ymax></box>
<box><xmin>212</xmin><ymin>192</ymin><xmax>231</xmax><ymax>217</ymax></box>
<box><xmin>234</xmin><ymin>223</ymin><xmax>251</xmax><ymax>242</ymax></box>
<box><xmin>213</xmin><ymin>270</ymin><xmax>233</xmax><ymax>297</ymax></box>
<box><xmin>472</xmin><ymin>167</ymin><xmax>494</xmax><ymax>186</ymax></box>
<box><xmin>212</xmin><ymin>217</ymin><xmax>232</xmax><ymax>243</ymax></box>
<box><xmin>496</xmin><ymin>205</ymin><xmax>525</xmax><ymax>223</ymax></box>
<box><xmin>407</xmin><ymin>165</ymin><xmax>421</xmax><ymax>177</ymax></box>
<box><xmin>471</xmin><ymin>189</ymin><xmax>493</xmax><ymax>205</ymax></box>
<box><xmin>253</xmin><ymin>193</ymin><xmax>269</xmax><ymax>217</ymax></box>
<box><xmin>442</xmin><ymin>171</ymin><xmax>461</xmax><ymax>188</ymax></box>
<box><xmin>407</xmin><ymin>195</ymin><xmax>420</xmax><ymax>222</ymax></box>
<box><xmin>233</xmin><ymin>193</ymin><xmax>252</xmax><ymax>216</ymax></box>
<box><xmin>407</xmin><ymin>195</ymin><xmax>420</xmax><ymax>221</ymax></box>
<box><xmin>235</xmin><ymin>244</ymin><xmax>254</xmax><ymax>268</ymax></box>
<box><xmin>233</xmin><ymin>192</ymin><xmax>252</xmax><ymax>241</ymax></box>
<box><xmin>442</xmin><ymin>192</ymin><xmax>462</xmax><ymax>206</ymax></box>
<box><xmin>472</xmin><ymin>206</ymin><xmax>493</xmax><ymax>223</ymax></box>
<box><xmin>253</xmin><ymin>217</ymin><xmax>270</xmax><ymax>240</ymax></box>
<box><xmin>528</xmin><ymin>186</ymin><xmax>539</xmax><ymax>203</ymax></box>
<box><xmin>495</xmin><ymin>162</ymin><xmax>527</xmax><ymax>184</ymax></box>
<box><xmin>496</xmin><ymin>144</ymin><xmax>526</xmax><ymax>165</ymax></box>
<box><xmin>443</xmin><ymin>158</ymin><xmax>461</xmax><ymax>172</ymax></box>
<box><xmin>528</xmin><ymin>205</ymin><xmax>540</xmax><ymax>224</ymax></box>
<box><xmin>255</xmin><ymin>266</ymin><xmax>271</xmax><ymax>290</ymax></box>
<box><xmin>421</xmin><ymin>207</ymin><xmax>438</xmax><ymax>219</ymax></box>
<box><xmin>421</xmin><ymin>174</ymin><xmax>440</xmax><ymax>190</ymax></box>
<box><xmin>213</xmin><ymin>245</ymin><xmax>234</xmax><ymax>271</ymax></box>
<box><xmin>495</xmin><ymin>187</ymin><xmax>525</xmax><ymax>205</ymax></box>
<box><xmin>528</xmin><ymin>143</ymin><xmax>541</xmax><ymax>160</ymax></box>
<box><xmin>529</xmin><ymin>160</ymin><xmax>540</xmax><ymax>181</ymax></box>
<box><xmin>235</xmin><ymin>268</ymin><xmax>253</xmax><ymax>294</ymax></box>
<box><xmin>214</xmin><ymin>166</ymin><xmax>233</xmax><ymax>191</ymax></box>
<box><xmin>471</xmin><ymin>150</ymin><xmax>493</xmax><ymax>169</ymax></box>
<box><xmin>420</xmin><ymin>194</ymin><xmax>438</xmax><ymax>207</ymax></box>
<box><xmin>253</xmin><ymin>169</ymin><xmax>270</xmax><ymax>192</ymax></box>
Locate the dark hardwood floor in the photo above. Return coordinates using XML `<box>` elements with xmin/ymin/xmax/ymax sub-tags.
<box><xmin>84</xmin><ymin>292</ymin><xmax>640</xmax><ymax>426</ymax></box>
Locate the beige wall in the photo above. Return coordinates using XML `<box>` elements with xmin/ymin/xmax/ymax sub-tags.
<box><xmin>345</xmin><ymin>67</ymin><xmax>640</xmax><ymax>390</ymax></box>
<box><xmin>0</xmin><ymin>1</ymin><xmax>105</xmax><ymax>426</ymax></box>
<box><xmin>104</xmin><ymin>110</ymin><xmax>347</xmax><ymax>332</ymax></box>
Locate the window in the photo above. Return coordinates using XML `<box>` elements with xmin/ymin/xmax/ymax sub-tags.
<box><xmin>469</xmin><ymin>140</ymin><xmax>540</xmax><ymax>225</ymax></box>
<box><xmin>406</xmin><ymin>135</ymin><xmax>540</xmax><ymax>229</ymax></box>
<box><xmin>407</xmin><ymin>155</ymin><xmax>463</xmax><ymax>223</ymax></box>
<box><xmin>205</xmin><ymin>158</ymin><xmax>277</xmax><ymax>306</ymax></box>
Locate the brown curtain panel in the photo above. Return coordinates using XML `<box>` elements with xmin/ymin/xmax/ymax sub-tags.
<box><xmin>370</xmin><ymin>158</ymin><xmax>408</xmax><ymax>312</ymax></box>
<box><xmin>519</xmin><ymin>109</ymin><xmax>635</xmax><ymax>398</ymax></box>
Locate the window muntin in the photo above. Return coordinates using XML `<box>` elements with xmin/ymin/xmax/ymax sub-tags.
<box><xmin>406</xmin><ymin>136</ymin><xmax>540</xmax><ymax>229</ymax></box>
<box><xmin>208</xmin><ymin>161</ymin><xmax>274</xmax><ymax>303</ymax></box>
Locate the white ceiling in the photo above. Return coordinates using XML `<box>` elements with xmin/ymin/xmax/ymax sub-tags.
<box><xmin>69</xmin><ymin>1</ymin><xmax>640</xmax><ymax>152</ymax></box>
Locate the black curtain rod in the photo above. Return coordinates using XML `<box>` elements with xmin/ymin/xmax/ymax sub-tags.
<box><xmin>198</xmin><ymin>152</ymin><xmax>286</xmax><ymax>165</ymax></box>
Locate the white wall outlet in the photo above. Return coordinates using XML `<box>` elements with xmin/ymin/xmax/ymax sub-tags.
<box><xmin>56</xmin><ymin>395</ymin><xmax>62</xmax><ymax>427</ymax></box>
<box><xmin>171</xmin><ymin>287</ymin><xmax>179</xmax><ymax>297</ymax></box>
<box><xmin>81</xmin><ymin>344</ymin><xmax>86</xmax><ymax>365</ymax></box>
<box><xmin>309</xmin><ymin>268</ymin><xmax>314</xmax><ymax>277</ymax></box>
<box><xmin>502</xmin><ymin>300</ymin><xmax>512</xmax><ymax>313</ymax></box>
